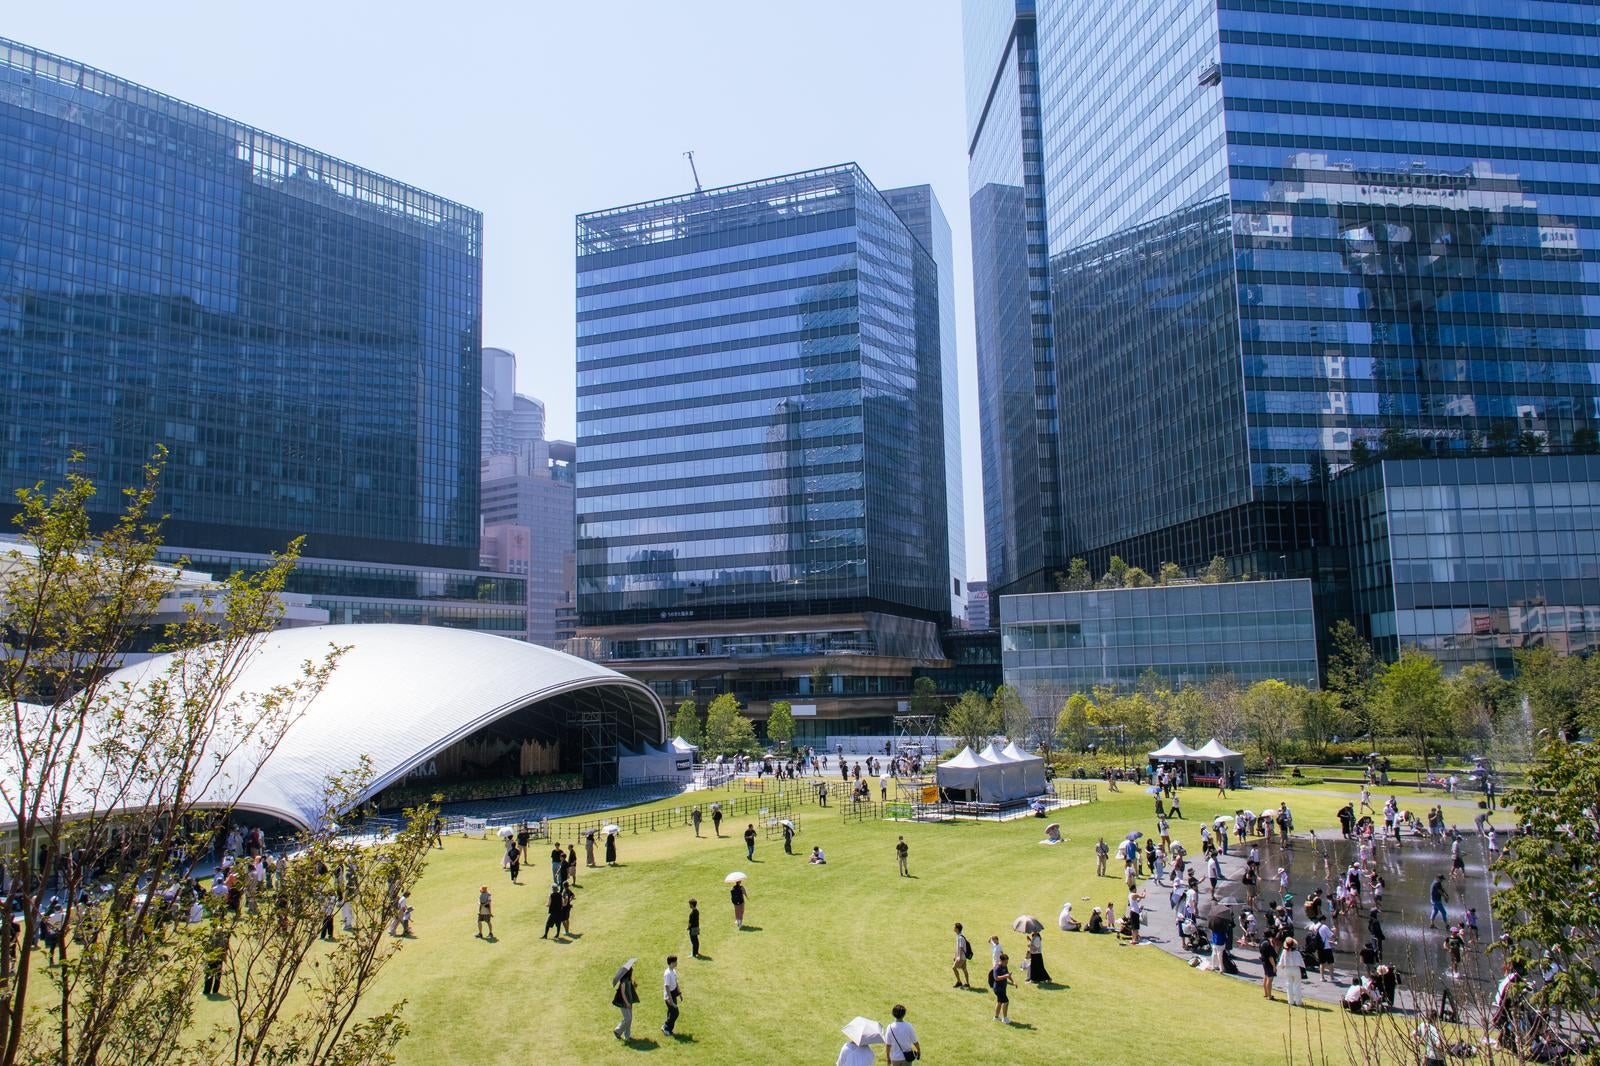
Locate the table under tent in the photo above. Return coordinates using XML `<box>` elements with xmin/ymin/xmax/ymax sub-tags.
<box><xmin>1191</xmin><ymin>738</ymin><xmax>1246</xmax><ymax>788</ymax></box>
<box><xmin>1148</xmin><ymin>737</ymin><xmax>1199</xmax><ymax>785</ymax></box>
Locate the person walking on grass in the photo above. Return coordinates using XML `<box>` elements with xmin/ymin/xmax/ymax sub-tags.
<box><xmin>506</xmin><ymin>842</ymin><xmax>520</xmax><ymax>884</ymax></box>
<box><xmin>989</xmin><ymin>952</ymin><xmax>1016</xmax><ymax>1023</ymax></box>
<box><xmin>730</xmin><ymin>878</ymin><xmax>748</xmax><ymax>929</ymax></box>
<box><xmin>691</xmin><ymin>807</ymin><xmax>703</xmax><ymax>838</ymax></box>
<box><xmin>611</xmin><ymin>962</ymin><xmax>638</xmax><ymax>1041</ymax></box>
<box><xmin>476</xmin><ymin>886</ymin><xmax>493</xmax><ymax>940</ymax></box>
<box><xmin>1170</xmin><ymin>792</ymin><xmax>1183</xmax><ymax>819</ymax></box>
<box><xmin>542</xmin><ymin>883</ymin><xmax>562</xmax><ymax>939</ymax></box>
<box><xmin>712</xmin><ymin>806</ymin><xmax>723</xmax><ymax>837</ymax></box>
<box><xmin>585</xmin><ymin>830</ymin><xmax>597</xmax><ymax>867</ymax></box>
<box><xmin>661</xmin><ymin>956</ymin><xmax>681</xmax><ymax>1037</ymax></box>
<box><xmin>744</xmin><ymin>824</ymin><xmax>757</xmax><ymax>861</ymax></box>
<box><xmin>896</xmin><ymin>836</ymin><xmax>910</xmax><ymax>877</ymax></box>
<box><xmin>952</xmin><ymin>922</ymin><xmax>972</xmax><ymax>987</ymax></box>
<box><xmin>885</xmin><ymin>1004</ymin><xmax>921</xmax><ymax>1064</ymax></box>
<box><xmin>687</xmin><ymin>899</ymin><xmax>701</xmax><ymax>958</ymax></box>
<box><xmin>1095</xmin><ymin>837</ymin><xmax>1109</xmax><ymax>877</ymax></box>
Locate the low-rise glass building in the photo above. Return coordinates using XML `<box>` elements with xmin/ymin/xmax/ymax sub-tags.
<box><xmin>1000</xmin><ymin>579</ymin><xmax>1318</xmax><ymax>698</ymax></box>
<box><xmin>1330</xmin><ymin>455</ymin><xmax>1600</xmax><ymax>672</ymax></box>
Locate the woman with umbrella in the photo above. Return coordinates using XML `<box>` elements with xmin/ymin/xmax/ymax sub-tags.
<box><xmin>610</xmin><ymin>959</ymin><xmax>639</xmax><ymax>1041</ymax></box>
<box><xmin>727</xmin><ymin>874</ymin><xmax>748</xmax><ymax>929</ymax></box>
<box><xmin>1013</xmin><ymin>916</ymin><xmax>1051</xmax><ymax>983</ymax></box>
<box><xmin>835</xmin><ymin>1017</ymin><xmax>883</xmax><ymax>1066</ymax></box>
<box><xmin>604</xmin><ymin>825</ymin><xmax>619</xmax><ymax>866</ymax></box>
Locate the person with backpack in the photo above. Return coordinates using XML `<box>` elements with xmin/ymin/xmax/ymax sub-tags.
<box><xmin>988</xmin><ymin>952</ymin><xmax>1016</xmax><ymax>1023</ymax></box>
<box><xmin>885</xmin><ymin>1003</ymin><xmax>920</xmax><ymax>1063</ymax></box>
<box><xmin>952</xmin><ymin>922</ymin><xmax>972</xmax><ymax>987</ymax></box>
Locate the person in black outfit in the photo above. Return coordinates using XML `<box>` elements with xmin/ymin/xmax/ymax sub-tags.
<box><xmin>782</xmin><ymin>822</ymin><xmax>794</xmax><ymax>855</ymax></box>
<box><xmin>687</xmin><ymin>899</ymin><xmax>701</xmax><ymax>957</ymax></box>
<box><xmin>743</xmin><ymin>824</ymin><xmax>757</xmax><ymax>861</ymax></box>
<box><xmin>543</xmin><ymin>884</ymin><xmax>563</xmax><ymax>939</ymax></box>
<box><xmin>1367</xmin><ymin>908</ymin><xmax>1386</xmax><ymax>960</ymax></box>
<box><xmin>605</xmin><ymin>831</ymin><xmax>618</xmax><ymax>865</ymax></box>
<box><xmin>712</xmin><ymin>808</ymin><xmax>723</xmax><ymax>836</ymax></box>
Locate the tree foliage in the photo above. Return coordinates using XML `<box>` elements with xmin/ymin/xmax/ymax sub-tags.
<box><xmin>991</xmin><ymin>684</ymin><xmax>1031</xmax><ymax>744</ymax></box>
<box><xmin>765</xmin><ymin>700</ymin><xmax>795</xmax><ymax>750</ymax></box>
<box><xmin>1297</xmin><ymin>689</ymin><xmax>1346</xmax><ymax>759</ymax></box>
<box><xmin>1241</xmin><ymin>679</ymin><xmax>1300</xmax><ymax>765</ymax></box>
<box><xmin>909</xmin><ymin>676</ymin><xmax>940</xmax><ymax>719</ymax></box>
<box><xmin>942</xmin><ymin>690</ymin><xmax>997</xmax><ymax>752</ymax></box>
<box><xmin>1157</xmin><ymin>562</ymin><xmax>1184</xmax><ymax>585</ymax></box>
<box><xmin>702</xmin><ymin>693</ymin><xmax>759</xmax><ymax>756</ymax></box>
<box><xmin>0</xmin><ymin>452</ymin><xmax>428</xmax><ymax>1066</ymax></box>
<box><xmin>1492</xmin><ymin>739</ymin><xmax>1600</xmax><ymax>1047</ymax></box>
<box><xmin>1200</xmin><ymin>555</ymin><xmax>1231</xmax><ymax>583</ymax></box>
<box><xmin>1055</xmin><ymin>693</ymin><xmax>1092</xmax><ymax>752</ymax></box>
<box><xmin>1375</xmin><ymin>648</ymin><xmax>1449</xmax><ymax>771</ymax></box>
<box><xmin>1514</xmin><ymin>645</ymin><xmax>1596</xmax><ymax>741</ymax></box>
<box><xmin>1325</xmin><ymin>619</ymin><xmax>1379</xmax><ymax>741</ymax></box>
<box><xmin>1055</xmin><ymin>558</ymin><xmax>1093</xmax><ymax>592</ymax></box>
<box><xmin>1097</xmin><ymin>555</ymin><xmax>1130</xmax><ymax>589</ymax></box>
<box><xmin>671</xmin><ymin>699</ymin><xmax>701</xmax><ymax>748</ymax></box>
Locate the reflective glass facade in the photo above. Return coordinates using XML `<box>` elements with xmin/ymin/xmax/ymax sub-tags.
<box><xmin>989</xmin><ymin>1</ymin><xmax>1600</xmax><ymax>579</ymax></box>
<box><xmin>963</xmin><ymin>0</ymin><xmax>1064</xmax><ymax>595</ymax></box>
<box><xmin>0</xmin><ymin>39</ymin><xmax>483</xmax><ymax>569</ymax></box>
<box><xmin>1331</xmin><ymin>456</ymin><xmax>1600</xmax><ymax>672</ymax></box>
<box><xmin>1000</xmin><ymin>579</ymin><xmax>1319</xmax><ymax>695</ymax></box>
<box><xmin>164</xmin><ymin>548</ymin><xmax>528</xmax><ymax>636</ymax></box>
<box><xmin>575</xmin><ymin>166</ymin><xmax>954</xmax><ymax>628</ymax></box>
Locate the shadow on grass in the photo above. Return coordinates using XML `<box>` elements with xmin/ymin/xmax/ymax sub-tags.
<box><xmin>739</xmin><ymin>925</ymin><xmax>763</xmax><ymax>932</ymax></box>
<box><xmin>692</xmin><ymin>954</ymin><xmax>713</xmax><ymax>962</ymax></box>
<box><xmin>622</xmin><ymin>1037</ymin><xmax>661</xmax><ymax>1050</ymax></box>
<box><xmin>1003</xmin><ymin>1021</ymin><xmax>1037</xmax><ymax>1031</ymax></box>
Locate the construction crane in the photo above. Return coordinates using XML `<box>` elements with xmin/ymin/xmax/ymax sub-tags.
<box><xmin>683</xmin><ymin>151</ymin><xmax>703</xmax><ymax>193</ymax></box>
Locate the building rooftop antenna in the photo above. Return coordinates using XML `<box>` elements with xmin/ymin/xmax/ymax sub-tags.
<box><xmin>683</xmin><ymin>150</ymin><xmax>703</xmax><ymax>193</ymax></box>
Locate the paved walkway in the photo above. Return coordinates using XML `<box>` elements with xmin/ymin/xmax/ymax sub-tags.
<box><xmin>1250</xmin><ymin>785</ymin><xmax>1496</xmax><ymax>813</ymax></box>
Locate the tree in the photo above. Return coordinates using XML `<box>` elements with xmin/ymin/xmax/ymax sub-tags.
<box><xmin>1098</xmin><ymin>555</ymin><xmax>1130</xmax><ymax>589</ymax></box>
<box><xmin>1199</xmin><ymin>674</ymin><xmax>1246</xmax><ymax>744</ymax></box>
<box><xmin>0</xmin><ymin>452</ymin><xmax>427</xmax><ymax>1066</ymax></box>
<box><xmin>1297</xmin><ymin>689</ymin><xmax>1346</xmax><ymax>760</ymax></box>
<box><xmin>1157</xmin><ymin>562</ymin><xmax>1184</xmax><ymax>585</ymax></box>
<box><xmin>1444</xmin><ymin>663</ymin><xmax>1514</xmax><ymax>750</ymax></box>
<box><xmin>702</xmin><ymin>692</ymin><xmax>740</xmax><ymax>754</ymax></box>
<box><xmin>1241</xmin><ymin>680</ymin><xmax>1300</xmax><ymax>766</ymax></box>
<box><xmin>1515</xmin><ymin>645</ymin><xmax>1595</xmax><ymax>741</ymax></box>
<box><xmin>1375</xmin><ymin>648</ymin><xmax>1449</xmax><ymax>772</ymax></box>
<box><xmin>766</xmin><ymin>700</ymin><xmax>795</xmax><ymax>750</ymax></box>
<box><xmin>1200</xmin><ymin>555</ymin><xmax>1230</xmax><ymax>583</ymax></box>
<box><xmin>1122</xmin><ymin>566</ymin><xmax>1154</xmax><ymax>587</ymax></box>
<box><xmin>1055</xmin><ymin>558</ymin><xmax>1093</xmax><ymax>592</ymax></box>
<box><xmin>1325</xmin><ymin>619</ymin><xmax>1379</xmax><ymax>743</ymax></box>
<box><xmin>671</xmin><ymin>698</ymin><xmax>702</xmax><ymax>747</ymax></box>
<box><xmin>942</xmin><ymin>690</ymin><xmax>998</xmax><ymax>752</ymax></box>
<box><xmin>909</xmin><ymin>676</ymin><xmax>941</xmax><ymax>719</ymax></box>
<box><xmin>1055</xmin><ymin>692</ymin><xmax>1092</xmax><ymax>752</ymax></box>
<box><xmin>1516</xmin><ymin>429</ymin><xmax>1546</xmax><ymax>455</ymax></box>
<box><xmin>1572</xmin><ymin>425</ymin><xmax>1600</xmax><ymax>455</ymax></box>
<box><xmin>1491</xmin><ymin>739</ymin><xmax>1600</xmax><ymax>1046</ymax></box>
<box><xmin>1378</xmin><ymin>427</ymin><xmax>1427</xmax><ymax>458</ymax></box>
<box><xmin>1348</xmin><ymin>438</ymin><xmax>1374</xmax><ymax>467</ymax></box>
<box><xmin>991</xmin><ymin>684</ymin><xmax>1031</xmax><ymax>744</ymax></box>
<box><xmin>725</xmin><ymin>708</ymin><xmax>760</xmax><ymax>755</ymax></box>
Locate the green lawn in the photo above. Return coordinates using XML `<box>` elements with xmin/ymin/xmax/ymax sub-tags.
<box><xmin>301</xmin><ymin>786</ymin><xmax>1364</xmax><ymax>1064</ymax></box>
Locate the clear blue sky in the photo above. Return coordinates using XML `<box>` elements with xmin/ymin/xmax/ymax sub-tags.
<box><xmin>7</xmin><ymin>0</ymin><xmax>987</xmax><ymax>579</ymax></box>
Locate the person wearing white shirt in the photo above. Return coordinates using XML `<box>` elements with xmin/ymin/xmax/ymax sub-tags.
<box><xmin>661</xmin><ymin>956</ymin><xmax>681</xmax><ymax>1036</ymax></box>
<box><xmin>835</xmin><ymin>1037</ymin><xmax>875</xmax><ymax>1066</ymax></box>
<box><xmin>885</xmin><ymin>1004</ymin><xmax>920</xmax><ymax>1063</ymax></box>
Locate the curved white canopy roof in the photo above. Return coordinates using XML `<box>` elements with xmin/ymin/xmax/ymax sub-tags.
<box><xmin>13</xmin><ymin>625</ymin><xmax>665</xmax><ymax>832</ymax></box>
<box><xmin>1149</xmin><ymin>738</ymin><xmax>1199</xmax><ymax>759</ymax></box>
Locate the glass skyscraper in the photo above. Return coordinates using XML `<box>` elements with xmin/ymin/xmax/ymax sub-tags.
<box><xmin>963</xmin><ymin>0</ymin><xmax>1063</xmax><ymax>599</ymax></box>
<box><xmin>574</xmin><ymin>165</ymin><xmax>958</xmax><ymax>734</ymax></box>
<box><xmin>967</xmin><ymin>0</ymin><xmax>1600</xmax><ymax>590</ymax></box>
<box><xmin>0</xmin><ymin>38</ymin><xmax>523</xmax><ymax>633</ymax></box>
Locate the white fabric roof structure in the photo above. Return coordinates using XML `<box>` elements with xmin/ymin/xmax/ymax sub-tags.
<box><xmin>1194</xmin><ymin>739</ymin><xmax>1244</xmax><ymax>761</ymax></box>
<box><xmin>1149</xmin><ymin>738</ymin><xmax>1199</xmax><ymax>759</ymax></box>
<box><xmin>669</xmin><ymin>736</ymin><xmax>699</xmax><ymax>754</ymax></box>
<box><xmin>8</xmin><ymin>624</ymin><xmax>666</xmax><ymax>832</ymax></box>
<box><xmin>935</xmin><ymin>746</ymin><xmax>1006</xmax><ymax>801</ymax></box>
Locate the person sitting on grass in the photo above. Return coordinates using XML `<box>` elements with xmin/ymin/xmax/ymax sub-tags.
<box><xmin>808</xmin><ymin>846</ymin><xmax>827</xmax><ymax>865</ymax></box>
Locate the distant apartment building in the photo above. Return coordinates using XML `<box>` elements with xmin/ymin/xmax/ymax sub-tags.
<box><xmin>575</xmin><ymin>165</ymin><xmax>962</xmax><ymax>739</ymax></box>
<box><xmin>965</xmin><ymin>580</ymin><xmax>991</xmax><ymax>629</ymax></box>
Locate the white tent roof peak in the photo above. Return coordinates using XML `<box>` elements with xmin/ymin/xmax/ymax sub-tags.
<box><xmin>1149</xmin><ymin>738</ymin><xmax>1198</xmax><ymax>758</ymax></box>
<box><xmin>1001</xmin><ymin>741</ymin><xmax>1041</xmax><ymax>763</ymax></box>
<box><xmin>980</xmin><ymin>741</ymin><xmax>1012</xmax><ymax>763</ymax></box>
<box><xmin>942</xmin><ymin>746</ymin><xmax>987</xmax><ymax>768</ymax></box>
<box><xmin>1194</xmin><ymin>738</ymin><xmax>1243</xmax><ymax>759</ymax></box>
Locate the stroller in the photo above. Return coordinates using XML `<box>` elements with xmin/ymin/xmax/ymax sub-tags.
<box><xmin>1178</xmin><ymin>915</ymin><xmax>1210</xmax><ymax>954</ymax></box>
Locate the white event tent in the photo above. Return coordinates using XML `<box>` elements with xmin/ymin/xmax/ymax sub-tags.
<box><xmin>1192</xmin><ymin>738</ymin><xmax>1245</xmax><ymax>784</ymax></box>
<box><xmin>935</xmin><ymin>746</ymin><xmax>1006</xmax><ymax>802</ymax></box>
<box><xmin>1001</xmin><ymin>741</ymin><xmax>1048</xmax><ymax>797</ymax></box>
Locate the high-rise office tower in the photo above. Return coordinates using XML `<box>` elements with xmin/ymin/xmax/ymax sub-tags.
<box><xmin>963</xmin><ymin>0</ymin><xmax>1063</xmax><ymax>599</ymax></box>
<box><xmin>965</xmin><ymin>0</ymin><xmax>1600</xmax><ymax>584</ymax></box>
<box><xmin>479</xmin><ymin>346</ymin><xmax>575</xmax><ymax>646</ymax></box>
<box><xmin>0</xmin><ymin>39</ymin><xmax>524</xmax><ymax>633</ymax></box>
<box><xmin>574</xmin><ymin>165</ymin><xmax>957</xmax><ymax>737</ymax></box>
